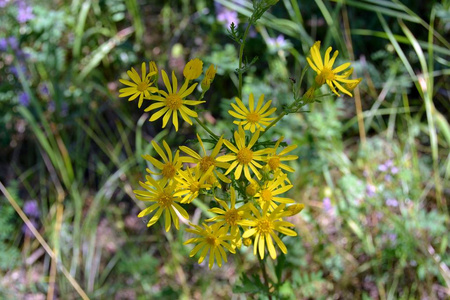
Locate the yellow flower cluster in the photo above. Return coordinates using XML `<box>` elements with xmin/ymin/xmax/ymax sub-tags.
<box><xmin>119</xmin><ymin>58</ymin><xmax>214</xmax><ymax>131</ymax></box>
<box><xmin>121</xmin><ymin>45</ymin><xmax>360</xmax><ymax>269</ymax></box>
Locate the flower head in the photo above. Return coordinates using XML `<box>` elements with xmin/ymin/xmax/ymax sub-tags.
<box><xmin>255</xmin><ymin>174</ymin><xmax>295</xmax><ymax>211</ymax></box>
<box><xmin>174</xmin><ymin>166</ymin><xmax>213</xmax><ymax>203</ymax></box>
<box><xmin>265</xmin><ymin>137</ymin><xmax>298</xmax><ymax>173</ymax></box>
<box><xmin>217</xmin><ymin>126</ymin><xmax>270</xmax><ymax>181</ymax></box>
<box><xmin>143</xmin><ymin>140</ymin><xmax>185</xmax><ymax>183</ymax></box>
<box><xmin>135</xmin><ymin>176</ymin><xmax>189</xmax><ymax>231</ymax></box>
<box><xmin>179</xmin><ymin>134</ymin><xmax>231</xmax><ymax>183</ymax></box>
<box><xmin>307</xmin><ymin>41</ymin><xmax>361</xmax><ymax>97</ymax></box>
<box><xmin>229</xmin><ymin>93</ymin><xmax>276</xmax><ymax>133</ymax></box>
<box><xmin>119</xmin><ymin>62</ymin><xmax>158</xmax><ymax>108</ymax></box>
<box><xmin>145</xmin><ymin>70</ymin><xmax>205</xmax><ymax>131</ymax></box>
<box><xmin>184</xmin><ymin>223</ymin><xmax>236</xmax><ymax>269</ymax></box>
<box><xmin>206</xmin><ymin>187</ymin><xmax>251</xmax><ymax>236</ymax></box>
<box><xmin>183</xmin><ymin>58</ymin><xmax>203</xmax><ymax>80</ymax></box>
<box><xmin>239</xmin><ymin>204</ymin><xmax>297</xmax><ymax>259</ymax></box>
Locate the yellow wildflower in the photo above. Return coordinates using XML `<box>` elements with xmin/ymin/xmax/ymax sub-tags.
<box><xmin>183</xmin><ymin>58</ymin><xmax>203</xmax><ymax>80</ymax></box>
<box><xmin>307</xmin><ymin>41</ymin><xmax>361</xmax><ymax>97</ymax></box>
<box><xmin>179</xmin><ymin>134</ymin><xmax>231</xmax><ymax>183</ymax></box>
<box><xmin>265</xmin><ymin>137</ymin><xmax>298</xmax><ymax>173</ymax></box>
<box><xmin>255</xmin><ymin>174</ymin><xmax>295</xmax><ymax>211</ymax></box>
<box><xmin>119</xmin><ymin>62</ymin><xmax>158</xmax><ymax>108</ymax></box>
<box><xmin>217</xmin><ymin>126</ymin><xmax>270</xmax><ymax>181</ymax></box>
<box><xmin>145</xmin><ymin>70</ymin><xmax>205</xmax><ymax>131</ymax></box>
<box><xmin>206</xmin><ymin>187</ymin><xmax>250</xmax><ymax>236</ymax></box>
<box><xmin>184</xmin><ymin>223</ymin><xmax>236</xmax><ymax>269</ymax></box>
<box><xmin>228</xmin><ymin>93</ymin><xmax>277</xmax><ymax>133</ymax></box>
<box><xmin>135</xmin><ymin>176</ymin><xmax>189</xmax><ymax>231</ymax></box>
<box><xmin>174</xmin><ymin>166</ymin><xmax>213</xmax><ymax>203</ymax></box>
<box><xmin>143</xmin><ymin>140</ymin><xmax>185</xmax><ymax>183</ymax></box>
<box><xmin>240</xmin><ymin>204</ymin><xmax>297</xmax><ymax>259</ymax></box>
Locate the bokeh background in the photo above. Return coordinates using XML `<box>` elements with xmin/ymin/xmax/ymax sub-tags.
<box><xmin>1</xmin><ymin>0</ymin><xmax>449</xmax><ymax>299</ymax></box>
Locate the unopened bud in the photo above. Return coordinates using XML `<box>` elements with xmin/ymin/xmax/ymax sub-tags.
<box><xmin>243</xmin><ymin>238</ymin><xmax>252</xmax><ymax>247</ymax></box>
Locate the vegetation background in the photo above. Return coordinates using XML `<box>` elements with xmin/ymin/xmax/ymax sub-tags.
<box><xmin>0</xmin><ymin>0</ymin><xmax>449</xmax><ymax>299</ymax></box>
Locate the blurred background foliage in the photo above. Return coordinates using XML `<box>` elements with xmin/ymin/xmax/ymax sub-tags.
<box><xmin>0</xmin><ymin>0</ymin><xmax>449</xmax><ymax>299</ymax></box>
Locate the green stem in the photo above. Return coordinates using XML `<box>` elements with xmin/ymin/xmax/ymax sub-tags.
<box><xmin>194</xmin><ymin>117</ymin><xmax>219</xmax><ymax>140</ymax></box>
<box><xmin>259</xmin><ymin>258</ymin><xmax>272</xmax><ymax>299</ymax></box>
<box><xmin>238</xmin><ymin>22</ymin><xmax>253</xmax><ymax>99</ymax></box>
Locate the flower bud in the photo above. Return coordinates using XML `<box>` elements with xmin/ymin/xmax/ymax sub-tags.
<box><xmin>183</xmin><ymin>58</ymin><xmax>203</xmax><ymax>80</ymax></box>
<box><xmin>243</xmin><ymin>238</ymin><xmax>252</xmax><ymax>247</ymax></box>
<box><xmin>148</xmin><ymin>61</ymin><xmax>158</xmax><ymax>83</ymax></box>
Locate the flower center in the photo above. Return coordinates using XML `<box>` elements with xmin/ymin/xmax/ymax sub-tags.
<box><xmin>224</xmin><ymin>209</ymin><xmax>240</xmax><ymax>226</ymax></box>
<box><xmin>257</xmin><ymin>218</ymin><xmax>273</xmax><ymax>234</ymax></box>
<box><xmin>237</xmin><ymin>147</ymin><xmax>253</xmax><ymax>165</ymax></box>
<box><xmin>316</xmin><ymin>67</ymin><xmax>335</xmax><ymax>85</ymax></box>
<box><xmin>190</xmin><ymin>181</ymin><xmax>200</xmax><ymax>193</ymax></box>
<box><xmin>166</xmin><ymin>94</ymin><xmax>182</xmax><ymax>110</ymax></box>
<box><xmin>162</xmin><ymin>162</ymin><xmax>176</xmax><ymax>179</ymax></box>
<box><xmin>268</xmin><ymin>156</ymin><xmax>280</xmax><ymax>170</ymax></box>
<box><xmin>205</xmin><ymin>235</ymin><xmax>220</xmax><ymax>247</ymax></box>
<box><xmin>199</xmin><ymin>156</ymin><xmax>215</xmax><ymax>172</ymax></box>
<box><xmin>246</xmin><ymin>112</ymin><xmax>260</xmax><ymax>123</ymax></box>
<box><xmin>261</xmin><ymin>189</ymin><xmax>272</xmax><ymax>202</ymax></box>
<box><xmin>157</xmin><ymin>192</ymin><xmax>174</xmax><ymax>208</ymax></box>
<box><xmin>137</xmin><ymin>81</ymin><xmax>149</xmax><ymax>92</ymax></box>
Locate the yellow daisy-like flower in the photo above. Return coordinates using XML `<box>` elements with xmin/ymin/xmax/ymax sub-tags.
<box><xmin>217</xmin><ymin>126</ymin><xmax>270</xmax><ymax>181</ymax></box>
<box><xmin>183</xmin><ymin>58</ymin><xmax>203</xmax><ymax>80</ymax></box>
<box><xmin>174</xmin><ymin>166</ymin><xmax>213</xmax><ymax>203</ymax></box>
<box><xmin>265</xmin><ymin>137</ymin><xmax>298</xmax><ymax>173</ymax></box>
<box><xmin>184</xmin><ymin>223</ymin><xmax>236</xmax><ymax>269</ymax></box>
<box><xmin>145</xmin><ymin>70</ymin><xmax>205</xmax><ymax>131</ymax></box>
<box><xmin>143</xmin><ymin>140</ymin><xmax>185</xmax><ymax>183</ymax></box>
<box><xmin>255</xmin><ymin>174</ymin><xmax>295</xmax><ymax>211</ymax></box>
<box><xmin>135</xmin><ymin>175</ymin><xmax>189</xmax><ymax>231</ymax></box>
<box><xmin>240</xmin><ymin>204</ymin><xmax>297</xmax><ymax>259</ymax></box>
<box><xmin>206</xmin><ymin>187</ymin><xmax>250</xmax><ymax>236</ymax></box>
<box><xmin>179</xmin><ymin>134</ymin><xmax>231</xmax><ymax>183</ymax></box>
<box><xmin>228</xmin><ymin>93</ymin><xmax>277</xmax><ymax>133</ymax></box>
<box><xmin>307</xmin><ymin>41</ymin><xmax>361</xmax><ymax>97</ymax></box>
<box><xmin>119</xmin><ymin>62</ymin><xmax>158</xmax><ymax>108</ymax></box>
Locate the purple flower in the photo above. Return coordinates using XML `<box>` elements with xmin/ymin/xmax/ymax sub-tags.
<box><xmin>385</xmin><ymin>198</ymin><xmax>398</xmax><ymax>207</ymax></box>
<box><xmin>388</xmin><ymin>233</ymin><xmax>397</xmax><ymax>243</ymax></box>
<box><xmin>23</xmin><ymin>200</ymin><xmax>39</xmax><ymax>217</ymax></box>
<box><xmin>322</xmin><ymin>197</ymin><xmax>333</xmax><ymax>213</ymax></box>
<box><xmin>18</xmin><ymin>91</ymin><xmax>30</xmax><ymax>106</ymax></box>
<box><xmin>267</xmin><ymin>35</ymin><xmax>288</xmax><ymax>49</ymax></box>
<box><xmin>17</xmin><ymin>1</ymin><xmax>34</xmax><ymax>23</ymax></box>
<box><xmin>384</xmin><ymin>174</ymin><xmax>392</xmax><ymax>182</ymax></box>
<box><xmin>366</xmin><ymin>184</ymin><xmax>376</xmax><ymax>198</ymax></box>
<box><xmin>216</xmin><ymin>7</ymin><xmax>239</xmax><ymax>28</ymax></box>
<box><xmin>390</xmin><ymin>166</ymin><xmax>399</xmax><ymax>174</ymax></box>
<box><xmin>0</xmin><ymin>0</ymin><xmax>10</xmax><ymax>8</ymax></box>
<box><xmin>378</xmin><ymin>164</ymin><xmax>388</xmax><ymax>172</ymax></box>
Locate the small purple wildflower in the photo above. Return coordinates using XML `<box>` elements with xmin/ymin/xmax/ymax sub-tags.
<box><xmin>216</xmin><ymin>7</ymin><xmax>239</xmax><ymax>28</ymax></box>
<box><xmin>267</xmin><ymin>35</ymin><xmax>288</xmax><ymax>49</ymax></box>
<box><xmin>17</xmin><ymin>1</ymin><xmax>34</xmax><ymax>23</ymax></box>
<box><xmin>23</xmin><ymin>200</ymin><xmax>39</xmax><ymax>217</ymax></box>
<box><xmin>0</xmin><ymin>0</ymin><xmax>10</xmax><ymax>8</ymax></box>
<box><xmin>385</xmin><ymin>160</ymin><xmax>393</xmax><ymax>168</ymax></box>
<box><xmin>388</xmin><ymin>233</ymin><xmax>397</xmax><ymax>243</ymax></box>
<box><xmin>390</xmin><ymin>166</ymin><xmax>399</xmax><ymax>174</ymax></box>
<box><xmin>18</xmin><ymin>91</ymin><xmax>30</xmax><ymax>106</ymax></box>
<box><xmin>322</xmin><ymin>197</ymin><xmax>333</xmax><ymax>213</ymax></box>
<box><xmin>378</xmin><ymin>164</ymin><xmax>388</xmax><ymax>172</ymax></box>
<box><xmin>385</xmin><ymin>198</ymin><xmax>398</xmax><ymax>207</ymax></box>
<box><xmin>366</xmin><ymin>184</ymin><xmax>376</xmax><ymax>198</ymax></box>
<box><xmin>384</xmin><ymin>174</ymin><xmax>392</xmax><ymax>182</ymax></box>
